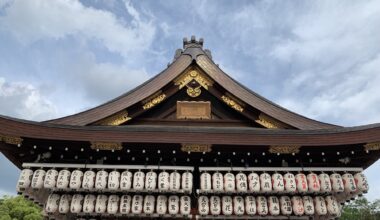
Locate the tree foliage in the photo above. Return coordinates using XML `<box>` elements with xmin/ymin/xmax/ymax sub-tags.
<box><xmin>0</xmin><ymin>196</ymin><xmax>42</xmax><ymax>220</ymax></box>
<box><xmin>341</xmin><ymin>197</ymin><xmax>380</xmax><ymax>220</ymax></box>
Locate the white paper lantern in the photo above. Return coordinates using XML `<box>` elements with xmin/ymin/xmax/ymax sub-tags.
<box><xmin>133</xmin><ymin>171</ymin><xmax>145</xmax><ymax>190</ymax></box>
<box><xmin>180</xmin><ymin>196</ymin><xmax>191</xmax><ymax>215</ymax></box>
<box><xmin>156</xmin><ymin>195</ymin><xmax>168</xmax><ymax>215</ymax></box>
<box><xmin>108</xmin><ymin>171</ymin><xmax>121</xmax><ymax>190</ymax></box>
<box><xmin>131</xmin><ymin>195</ymin><xmax>143</xmax><ymax>214</ymax></box>
<box><xmin>31</xmin><ymin>169</ymin><xmax>46</xmax><ymax>189</ymax></box>
<box><xmin>233</xmin><ymin>196</ymin><xmax>245</xmax><ymax>216</ymax></box>
<box><xmin>236</xmin><ymin>173</ymin><xmax>248</xmax><ymax>192</ymax></box>
<box><xmin>95</xmin><ymin>170</ymin><xmax>109</xmax><ymax>190</ymax></box>
<box><xmin>198</xmin><ymin>196</ymin><xmax>209</xmax><ymax>216</ymax></box>
<box><xmin>158</xmin><ymin>171</ymin><xmax>170</xmax><ymax>191</ymax></box>
<box><xmin>143</xmin><ymin>195</ymin><xmax>155</xmax><ymax>214</ymax></box>
<box><xmin>295</xmin><ymin>173</ymin><xmax>308</xmax><ymax>193</ymax></box>
<box><xmin>314</xmin><ymin>196</ymin><xmax>327</xmax><ymax>215</ymax></box>
<box><xmin>326</xmin><ymin>196</ymin><xmax>340</xmax><ymax>217</ymax></box>
<box><xmin>342</xmin><ymin>173</ymin><xmax>357</xmax><ymax>193</ymax></box>
<box><xmin>83</xmin><ymin>194</ymin><xmax>96</xmax><ymax>213</ymax></box>
<box><xmin>354</xmin><ymin>172</ymin><xmax>369</xmax><ymax>193</ymax></box>
<box><xmin>95</xmin><ymin>194</ymin><xmax>108</xmax><ymax>214</ymax></box>
<box><xmin>222</xmin><ymin>196</ymin><xmax>233</xmax><ymax>216</ymax></box>
<box><xmin>245</xmin><ymin>196</ymin><xmax>256</xmax><ymax>215</ymax></box>
<box><xmin>248</xmin><ymin>172</ymin><xmax>260</xmax><ymax>192</ymax></box>
<box><xmin>182</xmin><ymin>172</ymin><xmax>193</xmax><ymax>192</ymax></box>
<box><xmin>224</xmin><ymin>173</ymin><xmax>235</xmax><ymax>192</ymax></box>
<box><xmin>145</xmin><ymin>171</ymin><xmax>157</xmax><ymax>191</ymax></box>
<box><xmin>200</xmin><ymin>172</ymin><xmax>212</xmax><ymax>191</ymax></box>
<box><xmin>284</xmin><ymin>172</ymin><xmax>297</xmax><ymax>193</ymax></box>
<box><xmin>212</xmin><ymin>172</ymin><xmax>224</xmax><ymax>192</ymax></box>
<box><xmin>56</xmin><ymin>170</ymin><xmax>70</xmax><ymax>189</ymax></box>
<box><xmin>43</xmin><ymin>169</ymin><xmax>58</xmax><ymax>189</ymax></box>
<box><xmin>280</xmin><ymin>196</ymin><xmax>292</xmax><ymax>215</ymax></box>
<box><xmin>169</xmin><ymin>195</ymin><xmax>180</xmax><ymax>215</ymax></box>
<box><xmin>330</xmin><ymin>173</ymin><xmax>344</xmax><ymax>193</ymax></box>
<box><xmin>120</xmin><ymin>171</ymin><xmax>133</xmax><ymax>190</ymax></box>
<box><xmin>69</xmin><ymin>170</ymin><xmax>83</xmax><ymax>189</ymax></box>
<box><xmin>319</xmin><ymin>173</ymin><xmax>332</xmax><ymax>193</ymax></box>
<box><xmin>303</xmin><ymin>196</ymin><xmax>314</xmax><ymax>215</ymax></box>
<box><xmin>268</xmin><ymin>196</ymin><xmax>280</xmax><ymax>216</ymax></box>
<box><xmin>119</xmin><ymin>195</ymin><xmax>132</xmax><ymax>214</ymax></box>
<box><xmin>272</xmin><ymin>173</ymin><xmax>285</xmax><ymax>192</ymax></box>
<box><xmin>210</xmin><ymin>196</ymin><xmax>221</xmax><ymax>216</ymax></box>
<box><xmin>291</xmin><ymin>196</ymin><xmax>304</xmax><ymax>216</ymax></box>
<box><xmin>17</xmin><ymin>169</ymin><xmax>34</xmax><ymax>192</ymax></box>
<box><xmin>260</xmin><ymin>173</ymin><xmax>272</xmax><ymax>192</ymax></box>
<box><xmin>45</xmin><ymin>193</ymin><xmax>60</xmax><ymax>213</ymax></box>
<box><xmin>107</xmin><ymin>195</ymin><xmax>120</xmax><ymax>214</ymax></box>
<box><xmin>169</xmin><ymin>171</ymin><xmax>181</xmax><ymax>191</ymax></box>
<box><xmin>70</xmin><ymin>194</ymin><xmax>84</xmax><ymax>213</ymax></box>
<box><xmin>307</xmin><ymin>173</ymin><xmax>320</xmax><ymax>192</ymax></box>
<box><xmin>257</xmin><ymin>196</ymin><xmax>268</xmax><ymax>215</ymax></box>
<box><xmin>59</xmin><ymin>194</ymin><xmax>72</xmax><ymax>214</ymax></box>
<box><xmin>82</xmin><ymin>170</ymin><xmax>96</xmax><ymax>189</ymax></box>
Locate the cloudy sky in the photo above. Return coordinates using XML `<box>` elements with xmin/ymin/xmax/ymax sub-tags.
<box><xmin>1</xmin><ymin>0</ymin><xmax>380</xmax><ymax>200</ymax></box>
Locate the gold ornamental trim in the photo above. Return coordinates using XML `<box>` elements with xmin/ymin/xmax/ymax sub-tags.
<box><xmin>0</xmin><ymin>134</ymin><xmax>23</xmax><ymax>145</ymax></box>
<box><xmin>186</xmin><ymin>85</ymin><xmax>202</xmax><ymax>97</ymax></box>
<box><xmin>221</xmin><ymin>95</ymin><xmax>244</xmax><ymax>112</ymax></box>
<box><xmin>181</xmin><ymin>144</ymin><xmax>212</xmax><ymax>153</ymax></box>
<box><xmin>255</xmin><ymin>113</ymin><xmax>279</xmax><ymax>129</ymax></box>
<box><xmin>96</xmin><ymin>110</ymin><xmax>131</xmax><ymax>126</ymax></box>
<box><xmin>91</xmin><ymin>142</ymin><xmax>123</xmax><ymax>151</ymax></box>
<box><xmin>142</xmin><ymin>93</ymin><xmax>166</xmax><ymax>110</ymax></box>
<box><xmin>364</xmin><ymin>142</ymin><xmax>380</xmax><ymax>151</ymax></box>
<box><xmin>174</xmin><ymin>70</ymin><xmax>213</xmax><ymax>90</ymax></box>
<box><xmin>269</xmin><ymin>145</ymin><xmax>300</xmax><ymax>154</ymax></box>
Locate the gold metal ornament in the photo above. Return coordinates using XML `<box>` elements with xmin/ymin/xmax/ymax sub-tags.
<box><xmin>181</xmin><ymin>144</ymin><xmax>212</xmax><ymax>153</ymax></box>
<box><xmin>186</xmin><ymin>85</ymin><xmax>202</xmax><ymax>97</ymax></box>
<box><xmin>221</xmin><ymin>95</ymin><xmax>244</xmax><ymax>112</ymax></box>
<box><xmin>364</xmin><ymin>142</ymin><xmax>380</xmax><ymax>151</ymax></box>
<box><xmin>255</xmin><ymin>113</ymin><xmax>279</xmax><ymax>129</ymax></box>
<box><xmin>174</xmin><ymin>70</ymin><xmax>213</xmax><ymax>90</ymax></box>
<box><xmin>90</xmin><ymin>142</ymin><xmax>123</xmax><ymax>151</ymax></box>
<box><xmin>96</xmin><ymin>110</ymin><xmax>131</xmax><ymax>126</ymax></box>
<box><xmin>142</xmin><ymin>93</ymin><xmax>166</xmax><ymax>110</ymax></box>
<box><xmin>0</xmin><ymin>134</ymin><xmax>23</xmax><ymax>145</ymax></box>
<box><xmin>269</xmin><ymin>145</ymin><xmax>300</xmax><ymax>154</ymax></box>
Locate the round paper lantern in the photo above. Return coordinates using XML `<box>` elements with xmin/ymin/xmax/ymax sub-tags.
<box><xmin>260</xmin><ymin>173</ymin><xmax>272</xmax><ymax>193</ymax></box>
<box><xmin>212</xmin><ymin>172</ymin><xmax>223</xmax><ymax>192</ymax></box>
<box><xmin>314</xmin><ymin>196</ymin><xmax>327</xmax><ymax>215</ymax></box>
<box><xmin>120</xmin><ymin>171</ymin><xmax>133</xmax><ymax>190</ymax></box>
<box><xmin>291</xmin><ymin>196</ymin><xmax>304</xmax><ymax>216</ymax></box>
<box><xmin>272</xmin><ymin>173</ymin><xmax>285</xmax><ymax>192</ymax></box>
<box><xmin>107</xmin><ymin>195</ymin><xmax>120</xmax><ymax>214</ymax></box>
<box><xmin>59</xmin><ymin>194</ymin><xmax>72</xmax><ymax>214</ymax></box>
<box><xmin>302</xmin><ymin>196</ymin><xmax>314</xmax><ymax>215</ymax></box>
<box><xmin>233</xmin><ymin>196</ymin><xmax>245</xmax><ymax>216</ymax></box>
<box><xmin>257</xmin><ymin>196</ymin><xmax>268</xmax><ymax>215</ymax></box>
<box><xmin>83</xmin><ymin>194</ymin><xmax>96</xmax><ymax>213</ymax></box>
<box><xmin>182</xmin><ymin>172</ymin><xmax>193</xmax><ymax>192</ymax></box>
<box><xmin>200</xmin><ymin>172</ymin><xmax>212</xmax><ymax>191</ymax></box>
<box><xmin>145</xmin><ymin>171</ymin><xmax>157</xmax><ymax>191</ymax></box>
<box><xmin>326</xmin><ymin>196</ymin><xmax>340</xmax><ymax>217</ymax></box>
<box><xmin>168</xmin><ymin>195</ymin><xmax>180</xmax><ymax>215</ymax></box>
<box><xmin>198</xmin><ymin>196</ymin><xmax>209</xmax><ymax>216</ymax></box>
<box><xmin>307</xmin><ymin>173</ymin><xmax>320</xmax><ymax>192</ymax></box>
<box><xmin>31</xmin><ymin>169</ymin><xmax>46</xmax><ymax>189</ymax></box>
<box><xmin>95</xmin><ymin>194</ymin><xmax>108</xmax><ymax>214</ymax></box>
<box><xmin>44</xmin><ymin>169</ymin><xmax>58</xmax><ymax>189</ymax></box>
<box><xmin>133</xmin><ymin>171</ymin><xmax>145</xmax><ymax>190</ymax></box>
<box><xmin>45</xmin><ymin>193</ymin><xmax>60</xmax><ymax>213</ymax></box>
<box><xmin>319</xmin><ymin>173</ymin><xmax>332</xmax><ymax>193</ymax></box>
<box><xmin>236</xmin><ymin>173</ymin><xmax>248</xmax><ymax>192</ymax></box>
<box><xmin>280</xmin><ymin>196</ymin><xmax>292</xmax><ymax>215</ymax></box>
<box><xmin>56</xmin><ymin>169</ymin><xmax>71</xmax><ymax>189</ymax></box>
<box><xmin>82</xmin><ymin>170</ymin><xmax>96</xmax><ymax>189</ymax></box>
<box><xmin>180</xmin><ymin>196</ymin><xmax>191</xmax><ymax>215</ymax></box>
<box><xmin>108</xmin><ymin>171</ymin><xmax>120</xmax><ymax>190</ymax></box>
<box><xmin>268</xmin><ymin>196</ymin><xmax>280</xmax><ymax>216</ymax></box>
<box><xmin>248</xmin><ymin>172</ymin><xmax>260</xmax><ymax>192</ymax></box>
<box><xmin>119</xmin><ymin>195</ymin><xmax>132</xmax><ymax>214</ymax></box>
<box><xmin>354</xmin><ymin>172</ymin><xmax>369</xmax><ymax>194</ymax></box>
<box><xmin>95</xmin><ymin>170</ymin><xmax>108</xmax><ymax>190</ymax></box>
<box><xmin>222</xmin><ymin>196</ymin><xmax>233</xmax><ymax>216</ymax></box>
<box><xmin>342</xmin><ymin>173</ymin><xmax>357</xmax><ymax>193</ymax></box>
<box><xmin>224</xmin><ymin>173</ymin><xmax>235</xmax><ymax>192</ymax></box>
<box><xmin>210</xmin><ymin>196</ymin><xmax>221</xmax><ymax>216</ymax></box>
<box><xmin>284</xmin><ymin>172</ymin><xmax>297</xmax><ymax>193</ymax></box>
<box><xmin>143</xmin><ymin>195</ymin><xmax>155</xmax><ymax>215</ymax></box>
<box><xmin>131</xmin><ymin>195</ymin><xmax>143</xmax><ymax>214</ymax></box>
<box><xmin>245</xmin><ymin>196</ymin><xmax>256</xmax><ymax>215</ymax></box>
<box><xmin>330</xmin><ymin>173</ymin><xmax>344</xmax><ymax>193</ymax></box>
<box><xmin>295</xmin><ymin>173</ymin><xmax>308</xmax><ymax>193</ymax></box>
<box><xmin>17</xmin><ymin>169</ymin><xmax>34</xmax><ymax>192</ymax></box>
<box><xmin>158</xmin><ymin>171</ymin><xmax>170</xmax><ymax>191</ymax></box>
<box><xmin>156</xmin><ymin>195</ymin><xmax>168</xmax><ymax>215</ymax></box>
<box><xmin>70</xmin><ymin>194</ymin><xmax>84</xmax><ymax>213</ymax></box>
<box><xmin>69</xmin><ymin>170</ymin><xmax>83</xmax><ymax>189</ymax></box>
<box><xmin>169</xmin><ymin>171</ymin><xmax>181</xmax><ymax>191</ymax></box>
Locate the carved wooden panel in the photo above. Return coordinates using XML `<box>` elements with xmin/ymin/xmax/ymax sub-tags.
<box><xmin>176</xmin><ymin>101</ymin><xmax>211</xmax><ymax>119</ymax></box>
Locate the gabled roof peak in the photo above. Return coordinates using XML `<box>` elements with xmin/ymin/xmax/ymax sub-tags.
<box><xmin>174</xmin><ymin>36</ymin><xmax>212</xmax><ymax>61</ymax></box>
<box><xmin>183</xmin><ymin>35</ymin><xmax>203</xmax><ymax>49</ymax></box>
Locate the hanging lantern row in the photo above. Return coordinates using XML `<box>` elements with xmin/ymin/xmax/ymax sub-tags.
<box><xmin>45</xmin><ymin>193</ymin><xmax>192</xmax><ymax>217</ymax></box>
<box><xmin>197</xmin><ymin>195</ymin><xmax>341</xmax><ymax>218</ymax></box>
<box><xmin>17</xmin><ymin>168</ymin><xmax>193</xmax><ymax>193</ymax></box>
<box><xmin>199</xmin><ymin>171</ymin><xmax>368</xmax><ymax>196</ymax></box>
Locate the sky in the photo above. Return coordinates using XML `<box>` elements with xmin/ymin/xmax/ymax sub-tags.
<box><xmin>0</xmin><ymin>0</ymin><xmax>380</xmax><ymax>200</ymax></box>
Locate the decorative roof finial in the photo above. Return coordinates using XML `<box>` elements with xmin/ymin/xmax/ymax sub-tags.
<box><xmin>183</xmin><ymin>35</ymin><xmax>204</xmax><ymax>49</ymax></box>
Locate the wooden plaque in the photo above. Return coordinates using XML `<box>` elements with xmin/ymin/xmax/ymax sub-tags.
<box><xmin>176</xmin><ymin>101</ymin><xmax>211</xmax><ymax>119</ymax></box>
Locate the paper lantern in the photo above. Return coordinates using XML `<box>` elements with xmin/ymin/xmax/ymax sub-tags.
<box><xmin>82</xmin><ymin>170</ymin><xmax>96</xmax><ymax>189</ymax></box>
<box><xmin>212</xmin><ymin>172</ymin><xmax>223</xmax><ymax>192</ymax></box>
<box><xmin>180</xmin><ymin>196</ymin><xmax>191</xmax><ymax>215</ymax></box>
<box><xmin>272</xmin><ymin>173</ymin><xmax>285</xmax><ymax>192</ymax></box>
<box><xmin>307</xmin><ymin>173</ymin><xmax>320</xmax><ymax>192</ymax></box>
<box><xmin>200</xmin><ymin>172</ymin><xmax>212</xmax><ymax>191</ymax></box>
<box><xmin>143</xmin><ymin>195</ymin><xmax>155</xmax><ymax>215</ymax></box>
<box><xmin>326</xmin><ymin>196</ymin><xmax>340</xmax><ymax>217</ymax></box>
<box><xmin>224</xmin><ymin>173</ymin><xmax>235</xmax><ymax>192</ymax></box>
<box><xmin>95</xmin><ymin>170</ymin><xmax>108</xmax><ymax>190</ymax></box>
<box><xmin>291</xmin><ymin>196</ymin><xmax>304</xmax><ymax>216</ymax></box>
<box><xmin>107</xmin><ymin>195</ymin><xmax>120</xmax><ymax>214</ymax></box>
<box><xmin>284</xmin><ymin>172</ymin><xmax>297</xmax><ymax>193</ymax></box>
<box><xmin>234</xmin><ymin>196</ymin><xmax>245</xmax><ymax>216</ymax></box>
<box><xmin>280</xmin><ymin>196</ymin><xmax>292</xmax><ymax>215</ymax></box>
<box><xmin>236</xmin><ymin>173</ymin><xmax>248</xmax><ymax>192</ymax></box>
<box><xmin>131</xmin><ymin>195</ymin><xmax>143</xmax><ymax>214</ymax></box>
<box><xmin>43</xmin><ymin>169</ymin><xmax>58</xmax><ymax>189</ymax></box>
<box><xmin>56</xmin><ymin>170</ymin><xmax>71</xmax><ymax>189</ymax></box>
<box><xmin>257</xmin><ymin>196</ymin><xmax>268</xmax><ymax>215</ymax></box>
<box><xmin>120</xmin><ymin>171</ymin><xmax>133</xmax><ymax>190</ymax></box>
<box><xmin>342</xmin><ymin>173</ymin><xmax>357</xmax><ymax>193</ymax></box>
<box><xmin>59</xmin><ymin>194</ymin><xmax>72</xmax><ymax>214</ymax></box>
<box><xmin>169</xmin><ymin>171</ymin><xmax>181</xmax><ymax>191</ymax></box>
<box><xmin>69</xmin><ymin>170</ymin><xmax>83</xmax><ymax>189</ymax></box>
<box><xmin>45</xmin><ymin>193</ymin><xmax>60</xmax><ymax>213</ymax></box>
<box><xmin>182</xmin><ymin>172</ymin><xmax>193</xmax><ymax>192</ymax></box>
<box><xmin>303</xmin><ymin>196</ymin><xmax>314</xmax><ymax>215</ymax></box>
<box><xmin>198</xmin><ymin>196</ymin><xmax>209</xmax><ymax>216</ymax></box>
<box><xmin>119</xmin><ymin>195</ymin><xmax>132</xmax><ymax>214</ymax></box>
<box><xmin>168</xmin><ymin>195</ymin><xmax>180</xmax><ymax>215</ymax></box>
<box><xmin>156</xmin><ymin>195</ymin><xmax>168</xmax><ymax>215</ymax></box>
<box><xmin>245</xmin><ymin>196</ymin><xmax>256</xmax><ymax>215</ymax></box>
<box><xmin>210</xmin><ymin>196</ymin><xmax>221</xmax><ymax>216</ymax></box>
<box><xmin>95</xmin><ymin>194</ymin><xmax>108</xmax><ymax>214</ymax></box>
<box><xmin>17</xmin><ymin>169</ymin><xmax>34</xmax><ymax>192</ymax></box>
<box><xmin>158</xmin><ymin>171</ymin><xmax>170</xmax><ymax>191</ymax></box>
<box><xmin>83</xmin><ymin>194</ymin><xmax>96</xmax><ymax>213</ymax></box>
<box><xmin>319</xmin><ymin>173</ymin><xmax>332</xmax><ymax>193</ymax></box>
<box><xmin>145</xmin><ymin>171</ymin><xmax>157</xmax><ymax>191</ymax></box>
<box><xmin>70</xmin><ymin>194</ymin><xmax>84</xmax><ymax>213</ymax></box>
<box><xmin>268</xmin><ymin>196</ymin><xmax>280</xmax><ymax>216</ymax></box>
<box><xmin>330</xmin><ymin>173</ymin><xmax>344</xmax><ymax>193</ymax></box>
<box><xmin>354</xmin><ymin>172</ymin><xmax>369</xmax><ymax>194</ymax></box>
<box><xmin>314</xmin><ymin>196</ymin><xmax>327</xmax><ymax>215</ymax></box>
<box><xmin>133</xmin><ymin>171</ymin><xmax>145</xmax><ymax>190</ymax></box>
<box><xmin>108</xmin><ymin>171</ymin><xmax>120</xmax><ymax>190</ymax></box>
<box><xmin>295</xmin><ymin>173</ymin><xmax>308</xmax><ymax>193</ymax></box>
<box><xmin>31</xmin><ymin>169</ymin><xmax>46</xmax><ymax>189</ymax></box>
<box><xmin>222</xmin><ymin>196</ymin><xmax>233</xmax><ymax>216</ymax></box>
<box><xmin>260</xmin><ymin>173</ymin><xmax>272</xmax><ymax>192</ymax></box>
<box><xmin>248</xmin><ymin>172</ymin><xmax>260</xmax><ymax>192</ymax></box>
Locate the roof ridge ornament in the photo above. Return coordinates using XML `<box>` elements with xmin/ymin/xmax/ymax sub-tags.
<box><xmin>173</xmin><ymin>36</ymin><xmax>212</xmax><ymax>62</ymax></box>
<box><xmin>183</xmin><ymin>35</ymin><xmax>204</xmax><ymax>49</ymax></box>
